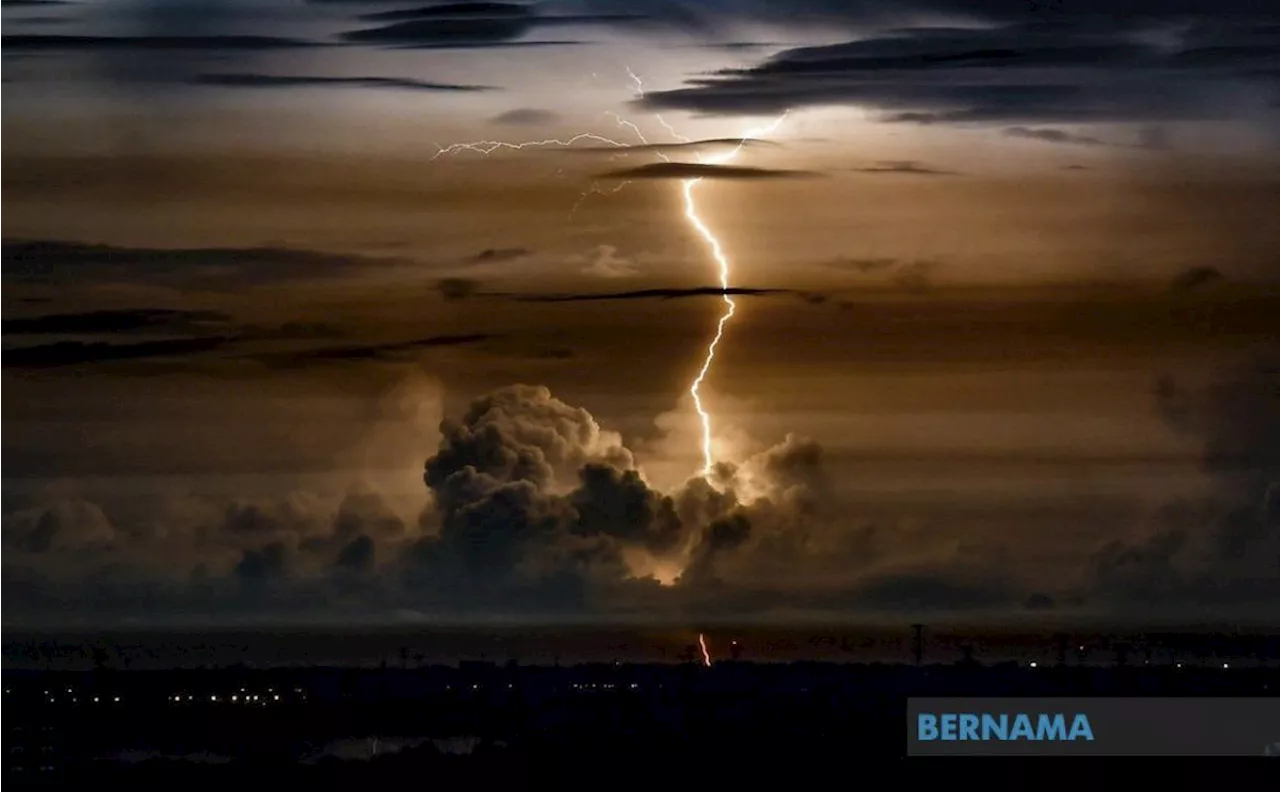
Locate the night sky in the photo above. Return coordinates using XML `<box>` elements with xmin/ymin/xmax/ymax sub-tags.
<box><xmin>3</xmin><ymin>0</ymin><xmax>1278</xmax><ymax>628</ymax></box>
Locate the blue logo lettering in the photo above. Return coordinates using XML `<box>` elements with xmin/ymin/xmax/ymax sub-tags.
<box><xmin>1036</xmin><ymin>714</ymin><xmax>1067</xmax><ymax>740</ymax></box>
<box><xmin>916</xmin><ymin>712</ymin><xmax>1095</xmax><ymax>741</ymax></box>
<box><xmin>918</xmin><ymin>714</ymin><xmax>938</xmax><ymax>740</ymax></box>
<box><xmin>1011</xmin><ymin>714</ymin><xmax>1035</xmax><ymax>739</ymax></box>
<box><xmin>1069</xmin><ymin>714</ymin><xmax>1094</xmax><ymax>740</ymax></box>
<box><xmin>982</xmin><ymin>714</ymin><xmax>1007</xmax><ymax>739</ymax></box>
<box><xmin>940</xmin><ymin>714</ymin><xmax>958</xmax><ymax>740</ymax></box>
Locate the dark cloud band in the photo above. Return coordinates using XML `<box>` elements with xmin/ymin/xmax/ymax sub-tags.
<box><xmin>191</xmin><ymin>74</ymin><xmax>497</xmax><ymax>92</ymax></box>
<box><xmin>594</xmin><ymin>162</ymin><xmax>820</xmax><ymax>180</ymax></box>
<box><xmin>632</xmin><ymin>16</ymin><xmax>1280</xmax><ymax>126</ymax></box>
<box><xmin>513</xmin><ymin>287</ymin><xmax>790</xmax><ymax>302</ymax></box>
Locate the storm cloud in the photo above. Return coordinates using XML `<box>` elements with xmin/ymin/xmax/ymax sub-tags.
<box><xmin>0</xmin><ymin>383</ymin><xmax>865</xmax><ymax>622</ymax></box>
<box><xmin>631</xmin><ymin>9</ymin><xmax>1280</xmax><ymax>127</ymax></box>
<box><xmin>5</xmin><ymin>372</ymin><xmax>1279</xmax><ymax>624</ymax></box>
<box><xmin>1087</xmin><ymin>356</ymin><xmax>1280</xmax><ymax>612</ymax></box>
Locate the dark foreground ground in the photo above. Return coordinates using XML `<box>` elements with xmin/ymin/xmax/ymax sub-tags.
<box><xmin>5</xmin><ymin>659</ymin><xmax>1278</xmax><ymax>784</ymax></box>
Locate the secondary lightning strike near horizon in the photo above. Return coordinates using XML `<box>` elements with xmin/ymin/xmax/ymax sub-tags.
<box><xmin>432</xmin><ymin>70</ymin><xmax>787</xmax><ymax>479</ymax></box>
<box><xmin>699</xmin><ymin>633</ymin><xmax>713</xmax><ymax>666</ymax></box>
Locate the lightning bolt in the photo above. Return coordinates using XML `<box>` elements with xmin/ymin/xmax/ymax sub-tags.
<box><xmin>698</xmin><ymin>632</ymin><xmax>713</xmax><ymax>666</ymax></box>
<box><xmin>680</xmin><ymin>114</ymin><xmax>788</xmax><ymax>477</ymax></box>
<box><xmin>432</xmin><ymin>68</ymin><xmax>787</xmax><ymax>479</ymax></box>
<box><xmin>626</xmin><ymin>70</ymin><xmax>788</xmax><ymax>479</ymax></box>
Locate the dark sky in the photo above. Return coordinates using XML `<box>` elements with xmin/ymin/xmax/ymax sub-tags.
<box><xmin>3</xmin><ymin>0</ymin><xmax>1279</xmax><ymax>628</ymax></box>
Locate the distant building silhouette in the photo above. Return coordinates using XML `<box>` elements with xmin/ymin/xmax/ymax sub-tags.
<box><xmin>911</xmin><ymin>624</ymin><xmax>926</xmax><ymax>665</ymax></box>
<box><xmin>1055</xmin><ymin>634</ymin><xmax>1069</xmax><ymax>666</ymax></box>
<box><xmin>1114</xmin><ymin>642</ymin><xmax>1130</xmax><ymax>667</ymax></box>
<box><xmin>3</xmin><ymin>646</ymin><xmax>1277</xmax><ymax>777</ymax></box>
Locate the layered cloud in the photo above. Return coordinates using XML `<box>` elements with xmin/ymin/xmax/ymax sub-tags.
<box><xmin>632</xmin><ymin>10</ymin><xmax>1280</xmax><ymax>128</ymax></box>
<box><xmin>2</xmin><ymin>240</ymin><xmax>414</xmax><ymax>289</ymax></box>
<box><xmin>7</xmin><ymin>0</ymin><xmax>1278</xmax><ymax>125</ymax></box>
<box><xmin>4</xmin><ymin>369</ymin><xmax>1278</xmax><ymax>625</ymax></box>
<box><xmin>0</xmin><ymin>383</ymin><xmax>880</xmax><ymax>623</ymax></box>
<box><xmin>1087</xmin><ymin>356</ymin><xmax>1280</xmax><ymax>611</ymax></box>
<box><xmin>190</xmin><ymin>73</ymin><xmax>497</xmax><ymax>92</ymax></box>
<box><xmin>513</xmin><ymin>287</ymin><xmax>787</xmax><ymax>302</ymax></box>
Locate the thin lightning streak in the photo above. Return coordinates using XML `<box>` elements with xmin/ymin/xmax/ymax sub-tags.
<box><xmin>698</xmin><ymin>633</ymin><xmax>712</xmax><ymax>666</ymax></box>
<box><xmin>567</xmin><ymin>109</ymin><xmax>670</xmax><ymax>218</ymax></box>
<box><xmin>569</xmin><ymin>178</ymin><xmax>630</xmax><ymax>219</ymax></box>
<box><xmin>567</xmin><ymin>110</ymin><xmax>668</xmax><ymax>218</ymax></box>
<box><xmin>435</xmin><ymin>129</ymin><xmax>637</xmax><ymax>218</ymax></box>
<box><xmin>628</xmin><ymin>67</ymin><xmax>688</xmax><ymax>145</ymax></box>
<box><xmin>432</xmin><ymin>132</ymin><xmax>629</xmax><ymax>159</ymax></box>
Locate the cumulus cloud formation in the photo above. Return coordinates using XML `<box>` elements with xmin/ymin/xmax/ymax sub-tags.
<box><xmin>5</xmin><ymin>371</ymin><xmax>1277</xmax><ymax>624</ymax></box>
<box><xmin>1</xmin><ymin>382</ymin><xmax>854</xmax><ymax>623</ymax></box>
<box><xmin>411</xmin><ymin>385</ymin><xmax>649</xmax><ymax>609</ymax></box>
<box><xmin>409</xmin><ymin>385</ymin><xmax>859</xmax><ymax>614</ymax></box>
<box><xmin>425</xmin><ymin>384</ymin><xmax>637</xmax><ymax>497</ymax></box>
